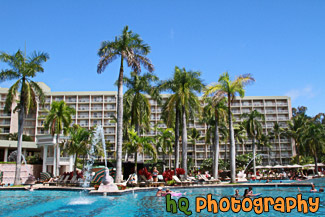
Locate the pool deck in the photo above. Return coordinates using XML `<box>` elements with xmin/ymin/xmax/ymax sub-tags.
<box><xmin>0</xmin><ymin>182</ymin><xmax>313</xmax><ymax>195</ymax></box>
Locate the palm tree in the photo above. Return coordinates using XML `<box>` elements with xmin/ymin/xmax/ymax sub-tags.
<box><xmin>201</xmin><ymin>94</ymin><xmax>227</xmax><ymax>179</ymax></box>
<box><xmin>241</xmin><ymin>110</ymin><xmax>264</xmax><ymax>176</ymax></box>
<box><xmin>188</xmin><ymin>128</ymin><xmax>201</xmax><ymax>168</ymax></box>
<box><xmin>204</xmin><ymin>72</ymin><xmax>254</xmax><ymax>183</ymax></box>
<box><xmin>44</xmin><ymin>101</ymin><xmax>75</xmax><ymax>176</ymax></box>
<box><xmin>257</xmin><ymin>133</ymin><xmax>272</xmax><ymax>165</ymax></box>
<box><xmin>160</xmin><ymin>72</ymin><xmax>182</xmax><ymax>171</ymax></box>
<box><xmin>62</xmin><ymin>124</ymin><xmax>91</xmax><ymax>174</ymax></box>
<box><xmin>302</xmin><ymin>117</ymin><xmax>325</xmax><ymax>174</ymax></box>
<box><xmin>164</xmin><ymin>67</ymin><xmax>203</xmax><ymax>178</ymax></box>
<box><xmin>0</xmin><ymin>50</ymin><xmax>49</xmax><ymax>185</ymax></box>
<box><xmin>270</xmin><ymin>122</ymin><xmax>285</xmax><ymax>165</ymax></box>
<box><xmin>97</xmin><ymin>26</ymin><xmax>154</xmax><ymax>183</ymax></box>
<box><xmin>233</xmin><ymin>123</ymin><xmax>247</xmax><ymax>155</ymax></box>
<box><xmin>155</xmin><ymin>127</ymin><xmax>174</xmax><ymax>171</ymax></box>
<box><xmin>123</xmin><ymin>72</ymin><xmax>159</xmax><ymax>134</ymax></box>
<box><xmin>286</xmin><ymin>106</ymin><xmax>308</xmax><ymax>163</ymax></box>
<box><xmin>126</xmin><ymin>128</ymin><xmax>157</xmax><ymax>173</ymax></box>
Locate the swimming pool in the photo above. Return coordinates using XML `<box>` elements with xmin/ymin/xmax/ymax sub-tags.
<box><xmin>0</xmin><ymin>178</ymin><xmax>324</xmax><ymax>216</ymax></box>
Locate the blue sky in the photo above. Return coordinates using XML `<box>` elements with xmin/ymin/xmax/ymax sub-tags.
<box><xmin>0</xmin><ymin>0</ymin><xmax>324</xmax><ymax>116</ymax></box>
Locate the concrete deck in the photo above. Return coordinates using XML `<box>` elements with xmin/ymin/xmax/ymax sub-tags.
<box><xmin>0</xmin><ymin>182</ymin><xmax>313</xmax><ymax>195</ymax></box>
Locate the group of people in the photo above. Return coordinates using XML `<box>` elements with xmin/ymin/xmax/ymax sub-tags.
<box><xmin>233</xmin><ymin>187</ymin><xmax>261</xmax><ymax>198</ymax></box>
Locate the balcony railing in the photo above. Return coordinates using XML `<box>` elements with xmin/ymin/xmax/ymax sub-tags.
<box><xmin>91</xmin><ymin>107</ymin><xmax>102</xmax><ymax>111</ymax></box>
<box><xmin>46</xmin><ymin>157</ymin><xmax>70</xmax><ymax>165</ymax></box>
<box><xmin>79</xmin><ymin>107</ymin><xmax>89</xmax><ymax>110</ymax></box>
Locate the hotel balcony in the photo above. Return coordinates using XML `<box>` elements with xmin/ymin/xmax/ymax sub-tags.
<box><xmin>79</xmin><ymin>99</ymin><xmax>90</xmax><ymax>103</ymax></box>
<box><xmin>92</xmin><ymin>98</ymin><xmax>103</xmax><ymax>103</ymax></box>
<box><xmin>78</xmin><ymin>115</ymin><xmax>89</xmax><ymax>119</ymax></box>
<box><xmin>91</xmin><ymin>107</ymin><xmax>103</xmax><ymax>111</ymax></box>
<box><xmin>78</xmin><ymin>107</ymin><xmax>89</xmax><ymax>111</ymax></box>
<box><xmin>105</xmin><ymin>98</ymin><xmax>116</xmax><ymax>103</ymax></box>
<box><xmin>46</xmin><ymin>157</ymin><xmax>71</xmax><ymax>166</ymax></box>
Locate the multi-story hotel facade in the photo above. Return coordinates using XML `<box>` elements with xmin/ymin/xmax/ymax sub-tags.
<box><xmin>0</xmin><ymin>83</ymin><xmax>294</xmax><ymax>174</ymax></box>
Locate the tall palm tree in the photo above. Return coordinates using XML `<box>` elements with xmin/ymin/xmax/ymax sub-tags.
<box><xmin>270</xmin><ymin>122</ymin><xmax>285</xmax><ymax>165</ymax></box>
<box><xmin>241</xmin><ymin>110</ymin><xmax>265</xmax><ymax>176</ymax></box>
<box><xmin>97</xmin><ymin>26</ymin><xmax>154</xmax><ymax>182</ymax></box>
<box><xmin>201</xmin><ymin>94</ymin><xmax>227</xmax><ymax>179</ymax></box>
<box><xmin>160</xmin><ymin>72</ymin><xmax>182</xmax><ymax>171</ymax></box>
<box><xmin>126</xmin><ymin>128</ymin><xmax>157</xmax><ymax>173</ymax></box>
<box><xmin>44</xmin><ymin>101</ymin><xmax>75</xmax><ymax>176</ymax></box>
<box><xmin>123</xmin><ymin>72</ymin><xmax>159</xmax><ymax>134</ymax></box>
<box><xmin>62</xmin><ymin>124</ymin><xmax>91</xmax><ymax>174</ymax></box>
<box><xmin>164</xmin><ymin>67</ymin><xmax>203</xmax><ymax>178</ymax></box>
<box><xmin>0</xmin><ymin>50</ymin><xmax>49</xmax><ymax>185</ymax></box>
<box><xmin>155</xmin><ymin>127</ymin><xmax>174</xmax><ymax>171</ymax></box>
<box><xmin>302</xmin><ymin>118</ymin><xmax>325</xmax><ymax>174</ymax></box>
<box><xmin>286</xmin><ymin>106</ymin><xmax>308</xmax><ymax>164</ymax></box>
<box><xmin>204</xmin><ymin>72</ymin><xmax>254</xmax><ymax>183</ymax></box>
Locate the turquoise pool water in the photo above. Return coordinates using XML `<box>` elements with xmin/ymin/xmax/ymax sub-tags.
<box><xmin>0</xmin><ymin>178</ymin><xmax>324</xmax><ymax>216</ymax></box>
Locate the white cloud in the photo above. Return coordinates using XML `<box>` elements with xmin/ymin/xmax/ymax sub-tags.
<box><xmin>285</xmin><ymin>85</ymin><xmax>315</xmax><ymax>100</ymax></box>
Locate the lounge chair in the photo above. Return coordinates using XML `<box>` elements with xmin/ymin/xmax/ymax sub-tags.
<box><xmin>127</xmin><ymin>173</ymin><xmax>138</xmax><ymax>187</ymax></box>
<box><xmin>172</xmin><ymin>176</ymin><xmax>190</xmax><ymax>186</ymax></box>
<box><xmin>199</xmin><ymin>175</ymin><xmax>220</xmax><ymax>184</ymax></box>
<box><xmin>116</xmin><ymin>174</ymin><xmax>132</xmax><ymax>187</ymax></box>
<box><xmin>66</xmin><ymin>175</ymin><xmax>78</xmax><ymax>186</ymax></box>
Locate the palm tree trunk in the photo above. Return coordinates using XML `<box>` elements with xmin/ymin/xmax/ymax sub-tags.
<box><xmin>14</xmin><ymin>106</ymin><xmax>25</xmax><ymax>185</ymax></box>
<box><xmin>224</xmin><ymin>140</ymin><xmax>227</xmax><ymax>163</ymax></box>
<box><xmin>134</xmin><ymin>151</ymin><xmax>138</xmax><ymax>174</ymax></box>
<box><xmin>193</xmin><ymin>141</ymin><xmax>197</xmax><ymax>168</ymax></box>
<box><xmin>115</xmin><ymin>56</ymin><xmax>124</xmax><ymax>183</ymax></box>
<box><xmin>268</xmin><ymin>147</ymin><xmax>271</xmax><ymax>165</ymax></box>
<box><xmin>228</xmin><ymin>97</ymin><xmax>236</xmax><ymax>183</ymax></box>
<box><xmin>56</xmin><ymin>134</ymin><xmax>60</xmax><ymax>175</ymax></box>
<box><xmin>213</xmin><ymin>111</ymin><xmax>220</xmax><ymax>179</ymax></box>
<box><xmin>314</xmin><ymin>154</ymin><xmax>318</xmax><ymax>176</ymax></box>
<box><xmin>296</xmin><ymin>141</ymin><xmax>300</xmax><ymax>164</ymax></box>
<box><xmin>174</xmin><ymin>107</ymin><xmax>180</xmax><ymax>171</ymax></box>
<box><xmin>169</xmin><ymin>155</ymin><xmax>171</xmax><ymax>169</ymax></box>
<box><xmin>252</xmin><ymin>136</ymin><xmax>256</xmax><ymax>176</ymax></box>
<box><xmin>163</xmin><ymin>153</ymin><xmax>166</xmax><ymax>172</ymax></box>
<box><xmin>181</xmin><ymin>106</ymin><xmax>188</xmax><ymax>178</ymax></box>
<box><xmin>278</xmin><ymin>135</ymin><xmax>282</xmax><ymax>165</ymax></box>
<box><xmin>74</xmin><ymin>153</ymin><xmax>78</xmax><ymax>175</ymax></box>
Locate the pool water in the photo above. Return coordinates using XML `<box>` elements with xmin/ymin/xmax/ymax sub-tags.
<box><xmin>0</xmin><ymin>178</ymin><xmax>324</xmax><ymax>216</ymax></box>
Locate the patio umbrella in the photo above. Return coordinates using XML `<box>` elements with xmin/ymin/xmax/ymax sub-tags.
<box><xmin>40</xmin><ymin>172</ymin><xmax>52</xmax><ymax>181</ymax></box>
<box><xmin>273</xmin><ymin>165</ymin><xmax>284</xmax><ymax>169</ymax></box>
<box><xmin>290</xmin><ymin>164</ymin><xmax>303</xmax><ymax>168</ymax></box>
<box><xmin>92</xmin><ymin>168</ymin><xmax>106</xmax><ymax>184</ymax></box>
<box><xmin>92</xmin><ymin>167</ymin><xmax>115</xmax><ymax>183</ymax></box>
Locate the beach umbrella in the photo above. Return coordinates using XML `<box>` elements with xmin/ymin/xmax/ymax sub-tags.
<box><xmin>290</xmin><ymin>164</ymin><xmax>303</xmax><ymax>168</ymax></box>
<box><xmin>92</xmin><ymin>167</ymin><xmax>115</xmax><ymax>183</ymax></box>
<box><xmin>273</xmin><ymin>165</ymin><xmax>284</xmax><ymax>169</ymax></box>
<box><xmin>40</xmin><ymin>172</ymin><xmax>52</xmax><ymax>181</ymax></box>
<box><xmin>256</xmin><ymin>165</ymin><xmax>265</xmax><ymax>169</ymax></box>
<box><xmin>92</xmin><ymin>168</ymin><xmax>106</xmax><ymax>184</ymax></box>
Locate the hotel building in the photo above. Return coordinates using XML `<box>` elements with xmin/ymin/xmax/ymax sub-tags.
<box><xmin>0</xmin><ymin>83</ymin><xmax>293</xmax><ymax>174</ymax></box>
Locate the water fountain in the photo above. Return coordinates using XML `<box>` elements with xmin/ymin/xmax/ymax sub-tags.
<box><xmin>8</xmin><ymin>151</ymin><xmax>35</xmax><ymax>184</ymax></box>
<box><xmin>82</xmin><ymin>125</ymin><xmax>118</xmax><ymax>192</ymax></box>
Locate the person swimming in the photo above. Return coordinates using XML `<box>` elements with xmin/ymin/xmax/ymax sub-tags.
<box><xmin>243</xmin><ymin>189</ymin><xmax>250</xmax><ymax>198</ymax></box>
<box><xmin>156</xmin><ymin>187</ymin><xmax>165</xmax><ymax>196</ymax></box>
<box><xmin>233</xmin><ymin>189</ymin><xmax>241</xmax><ymax>198</ymax></box>
<box><xmin>310</xmin><ymin>184</ymin><xmax>318</xmax><ymax>192</ymax></box>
